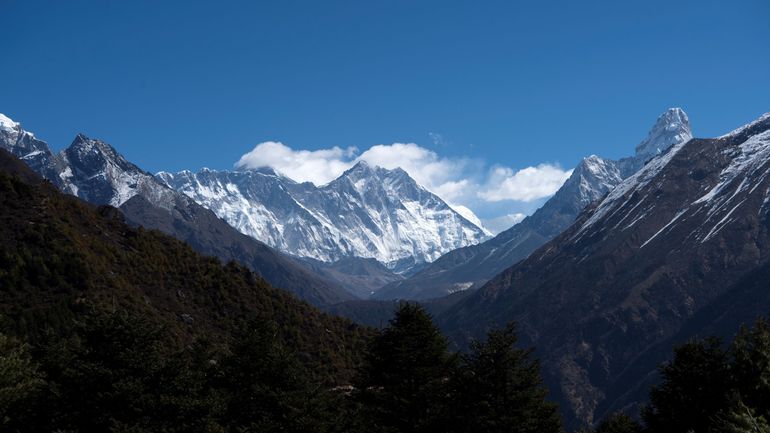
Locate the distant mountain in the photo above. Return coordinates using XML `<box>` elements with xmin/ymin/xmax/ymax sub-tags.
<box><xmin>157</xmin><ymin>161</ymin><xmax>489</xmax><ymax>273</ymax></box>
<box><xmin>439</xmin><ymin>111</ymin><xmax>770</xmax><ymax>427</ymax></box>
<box><xmin>374</xmin><ymin>108</ymin><xmax>692</xmax><ymax>300</ymax></box>
<box><xmin>298</xmin><ymin>256</ymin><xmax>404</xmax><ymax>298</ymax></box>
<box><xmin>0</xmin><ymin>114</ymin><xmax>354</xmax><ymax>306</ymax></box>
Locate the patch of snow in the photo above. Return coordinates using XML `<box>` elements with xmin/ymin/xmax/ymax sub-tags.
<box><xmin>0</xmin><ymin>113</ymin><xmax>19</xmax><ymax>132</ymax></box>
<box><xmin>719</xmin><ymin>112</ymin><xmax>770</xmax><ymax>138</ymax></box>
<box><xmin>448</xmin><ymin>282</ymin><xmax>474</xmax><ymax>294</ymax></box>
<box><xmin>448</xmin><ymin>203</ymin><xmax>490</xmax><ymax>235</ymax></box>
<box><xmin>640</xmin><ymin>209</ymin><xmax>687</xmax><ymax>248</ymax></box>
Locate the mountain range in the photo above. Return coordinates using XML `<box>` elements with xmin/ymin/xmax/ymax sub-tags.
<box><xmin>0</xmin><ymin>115</ymin><xmax>354</xmax><ymax>306</ymax></box>
<box><xmin>373</xmin><ymin>108</ymin><xmax>693</xmax><ymax>300</ymax></box>
<box><xmin>156</xmin><ymin>160</ymin><xmax>489</xmax><ymax>273</ymax></box>
<box><xmin>0</xmin><ymin>146</ymin><xmax>369</xmax><ymax>383</ymax></box>
<box><xmin>5</xmin><ymin>106</ymin><xmax>770</xmax><ymax>429</ymax></box>
<box><xmin>438</xmin><ymin>110</ymin><xmax>770</xmax><ymax>426</ymax></box>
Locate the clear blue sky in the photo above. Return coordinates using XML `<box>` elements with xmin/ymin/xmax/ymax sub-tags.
<box><xmin>2</xmin><ymin>0</ymin><xmax>769</xmax><ymax>228</ymax></box>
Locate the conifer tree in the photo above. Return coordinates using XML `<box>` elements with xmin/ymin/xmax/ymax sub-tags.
<box><xmin>591</xmin><ymin>413</ymin><xmax>641</xmax><ymax>433</ymax></box>
<box><xmin>710</xmin><ymin>395</ymin><xmax>770</xmax><ymax>433</ymax></box>
<box><xmin>220</xmin><ymin>319</ymin><xmax>335</xmax><ymax>433</ymax></box>
<box><xmin>450</xmin><ymin>323</ymin><xmax>561</xmax><ymax>433</ymax></box>
<box><xmin>0</xmin><ymin>333</ymin><xmax>46</xmax><ymax>432</ymax></box>
<box><xmin>731</xmin><ymin>318</ymin><xmax>770</xmax><ymax>416</ymax></box>
<box><xmin>354</xmin><ymin>303</ymin><xmax>455</xmax><ymax>433</ymax></box>
<box><xmin>642</xmin><ymin>337</ymin><xmax>731</xmax><ymax>433</ymax></box>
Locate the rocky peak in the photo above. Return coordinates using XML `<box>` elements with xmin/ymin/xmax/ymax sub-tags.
<box><xmin>65</xmin><ymin>134</ymin><xmax>134</xmax><ymax>171</ymax></box>
<box><xmin>0</xmin><ymin>113</ymin><xmax>21</xmax><ymax>133</ymax></box>
<box><xmin>634</xmin><ymin>107</ymin><xmax>692</xmax><ymax>163</ymax></box>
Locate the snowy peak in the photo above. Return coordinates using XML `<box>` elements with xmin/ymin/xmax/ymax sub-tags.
<box><xmin>0</xmin><ymin>113</ymin><xmax>39</xmax><ymax>145</ymax></box>
<box><xmin>341</xmin><ymin>160</ymin><xmax>374</xmax><ymax>178</ymax></box>
<box><xmin>568</xmin><ymin>155</ymin><xmax>624</xmax><ymax>203</ymax></box>
<box><xmin>58</xmin><ymin>134</ymin><xmax>179</xmax><ymax>208</ymax></box>
<box><xmin>634</xmin><ymin>107</ymin><xmax>692</xmax><ymax>163</ymax></box>
<box><xmin>0</xmin><ymin>113</ymin><xmax>20</xmax><ymax>133</ymax></box>
<box><xmin>334</xmin><ymin>161</ymin><xmax>425</xmax><ymax>202</ymax></box>
<box><xmin>65</xmin><ymin>134</ymin><xmax>137</xmax><ymax>173</ymax></box>
<box><xmin>159</xmin><ymin>162</ymin><xmax>488</xmax><ymax>269</ymax></box>
<box><xmin>0</xmin><ymin>113</ymin><xmax>72</xmax><ymax>191</ymax></box>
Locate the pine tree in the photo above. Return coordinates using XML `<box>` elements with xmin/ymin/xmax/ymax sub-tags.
<box><xmin>354</xmin><ymin>303</ymin><xmax>455</xmax><ymax>433</ymax></box>
<box><xmin>592</xmin><ymin>413</ymin><xmax>642</xmax><ymax>433</ymax></box>
<box><xmin>0</xmin><ymin>333</ymin><xmax>46</xmax><ymax>432</ymax></box>
<box><xmin>710</xmin><ymin>394</ymin><xmax>770</xmax><ymax>433</ymax></box>
<box><xmin>219</xmin><ymin>319</ymin><xmax>336</xmax><ymax>433</ymax></box>
<box><xmin>731</xmin><ymin>318</ymin><xmax>770</xmax><ymax>417</ymax></box>
<box><xmin>642</xmin><ymin>336</ymin><xmax>732</xmax><ymax>433</ymax></box>
<box><xmin>450</xmin><ymin>323</ymin><xmax>561</xmax><ymax>433</ymax></box>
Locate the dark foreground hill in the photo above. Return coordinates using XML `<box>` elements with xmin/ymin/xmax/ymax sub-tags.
<box><xmin>0</xmin><ymin>148</ymin><xmax>369</xmax><ymax>382</ymax></box>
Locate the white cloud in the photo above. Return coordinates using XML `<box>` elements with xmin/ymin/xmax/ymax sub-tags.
<box><xmin>234</xmin><ymin>140</ymin><xmax>573</xmax><ymax>229</ymax></box>
<box><xmin>479</xmin><ymin>164</ymin><xmax>573</xmax><ymax>202</ymax></box>
<box><xmin>482</xmin><ymin>213</ymin><xmax>527</xmax><ymax>235</ymax></box>
<box><xmin>235</xmin><ymin>141</ymin><xmax>357</xmax><ymax>185</ymax></box>
<box><xmin>357</xmin><ymin>143</ymin><xmax>477</xmax><ymax>200</ymax></box>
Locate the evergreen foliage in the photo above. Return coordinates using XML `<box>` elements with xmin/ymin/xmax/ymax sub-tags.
<box><xmin>588</xmin><ymin>413</ymin><xmax>642</xmax><ymax>433</ymax></box>
<box><xmin>354</xmin><ymin>303</ymin><xmax>456</xmax><ymax>433</ymax></box>
<box><xmin>450</xmin><ymin>323</ymin><xmax>561</xmax><ymax>433</ymax></box>
<box><xmin>638</xmin><ymin>318</ymin><xmax>770</xmax><ymax>433</ymax></box>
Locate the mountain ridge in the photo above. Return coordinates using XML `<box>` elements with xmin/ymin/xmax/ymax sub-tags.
<box><xmin>157</xmin><ymin>159</ymin><xmax>489</xmax><ymax>273</ymax></box>
<box><xmin>0</xmin><ymin>115</ymin><xmax>355</xmax><ymax>306</ymax></box>
<box><xmin>373</xmin><ymin>108</ymin><xmax>692</xmax><ymax>300</ymax></box>
<box><xmin>438</xmin><ymin>110</ymin><xmax>770</xmax><ymax>427</ymax></box>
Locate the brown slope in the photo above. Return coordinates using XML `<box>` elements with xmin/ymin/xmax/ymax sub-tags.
<box><xmin>0</xmin><ymin>148</ymin><xmax>370</xmax><ymax>382</ymax></box>
<box><xmin>440</xmin><ymin>113</ymin><xmax>770</xmax><ymax>426</ymax></box>
<box><xmin>118</xmin><ymin>194</ymin><xmax>356</xmax><ymax>307</ymax></box>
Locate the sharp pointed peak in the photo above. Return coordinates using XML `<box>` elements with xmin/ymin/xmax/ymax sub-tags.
<box><xmin>73</xmin><ymin>132</ymin><xmax>91</xmax><ymax>143</ymax></box>
<box><xmin>634</xmin><ymin>107</ymin><xmax>693</xmax><ymax>160</ymax></box>
<box><xmin>0</xmin><ymin>113</ymin><xmax>20</xmax><ymax>131</ymax></box>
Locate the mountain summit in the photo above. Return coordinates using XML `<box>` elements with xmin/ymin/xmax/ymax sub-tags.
<box><xmin>158</xmin><ymin>160</ymin><xmax>488</xmax><ymax>271</ymax></box>
<box><xmin>0</xmin><ymin>115</ymin><xmax>355</xmax><ymax>306</ymax></box>
<box><xmin>632</xmin><ymin>107</ymin><xmax>692</xmax><ymax>166</ymax></box>
<box><xmin>439</xmin><ymin>110</ymin><xmax>770</xmax><ymax>426</ymax></box>
<box><xmin>374</xmin><ymin>108</ymin><xmax>692</xmax><ymax>300</ymax></box>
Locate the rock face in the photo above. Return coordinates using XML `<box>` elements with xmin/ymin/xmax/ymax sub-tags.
<box><xmin>0</xmin><ymin>115</ymin><xmax>354</xmax><ymax>306</ymax></box>
<box><xmin>157</xmin><ymin>161</ymin><xmax>489</xmax><ymax>272</ymax></box>
<box><xmin>439</xmin><ymin>111</ymin><xmax>770</xmax><ymax>427</ymax></box>
<box><xmin>374</xmin><ymin>108</ymin><xmax>692</xmax><ymax>300</ymax></box>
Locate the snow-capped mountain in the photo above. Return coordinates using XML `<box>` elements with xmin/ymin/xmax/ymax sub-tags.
<box><xmin>0</xmin><ymin>113</ymin><xmax>72</xmax><ymax>191</ymax></box>
<box><xmin>439</xmin><ymin>110</ymin><xmax>770</xmax><ymax>427</ymax></box>
<box><xmin>157</xmin><ymin>161</ymin><xmax>489</xmax><ymax>271</ymax></box>
<box><xmin>374</xmin><ymin>108</ymin><xmax>692</xmax><ymax>300</ymax></box>
<box><xmin>0</xmin><ymin>116</ymin><xmax>175</xmax><ymax>209</ymax></box>
<box><xmin>59</xmin><ymin>133</ymin><xmax>183</xmax><ymax>209</ymax></box>
<box><xmin>0</xmin><ymin>114</ymin><xmax>355</xmax><ymax>306</ymax></box>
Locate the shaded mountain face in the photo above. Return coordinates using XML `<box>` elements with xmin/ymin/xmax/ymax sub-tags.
<box><xmin>374</xmin><ymin>108</ymin><xmax>692</xmax><ymax>300</ymax></box>
<box><xmin>0</xmin><ymin>115</ymin><xmax>354</xmax><ymax>306</ymax></box>
<box><xmin>298</xmin><ymin>256</ymin><xmax>404</xmax><ymax>299</ymax></box>
<box><xmin>439</xmin><ymin>111</ymin><xmax>770</xmax><ymax>427</ymax></box>
<box><xmin>157</xmin><ymin>161</ymin><xmax>489</xmax><ymax>273</ymax></box>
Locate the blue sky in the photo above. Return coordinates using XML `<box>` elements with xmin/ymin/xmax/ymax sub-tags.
<box><xmin>2</xmin><ymin>0</ymin><xmax>769</xmax><ymax>232</ymax></box>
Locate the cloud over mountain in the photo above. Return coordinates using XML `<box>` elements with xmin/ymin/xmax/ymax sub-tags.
<box><xmin>236</xmin><ymin>140</ymin><xmax>571</xmax><ymax>231</ymax></box>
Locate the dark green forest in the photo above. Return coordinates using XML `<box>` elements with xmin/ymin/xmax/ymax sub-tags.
<box><xmin>2</xmin><ymin>155</ymin><xmax>770</xmax><ymax>433</ymax></box>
